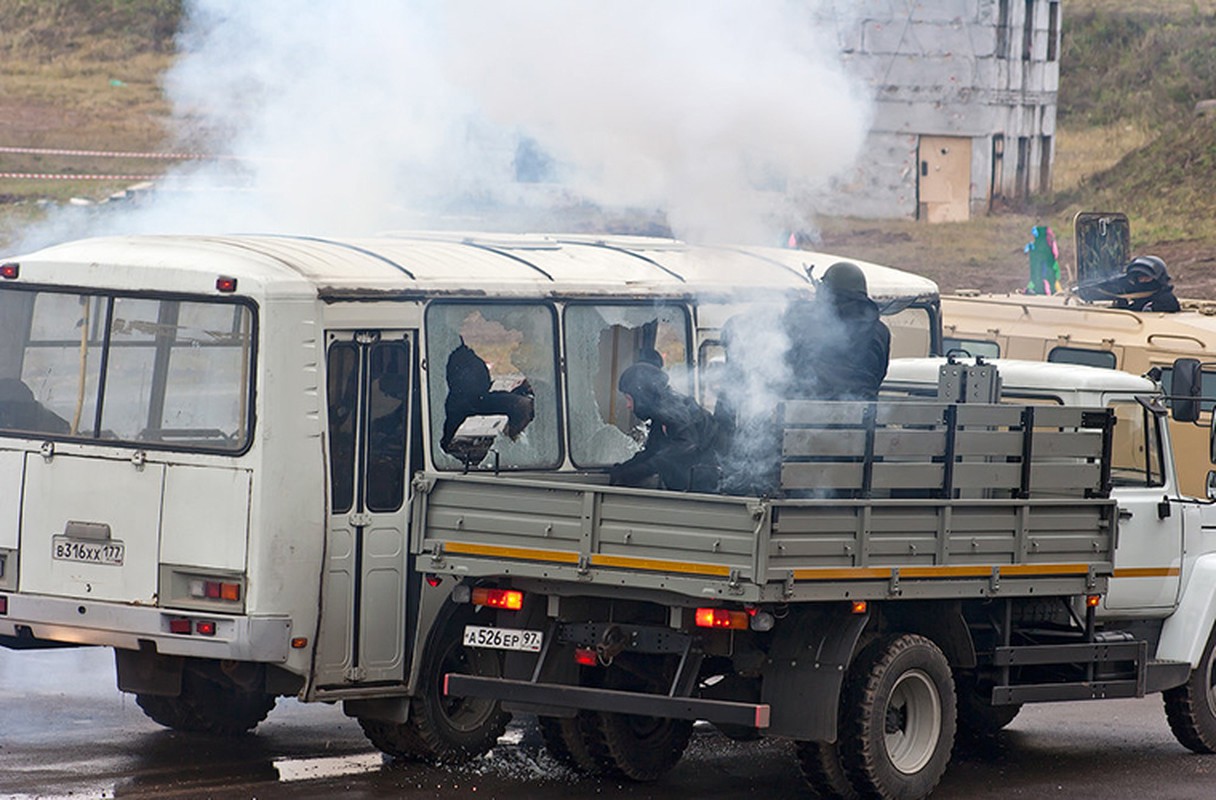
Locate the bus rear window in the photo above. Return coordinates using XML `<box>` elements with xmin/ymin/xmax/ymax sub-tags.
<box><xmin>0</xmin><ymin>287</ymin><xmax>254</xmax><ymax>452</ymax></box>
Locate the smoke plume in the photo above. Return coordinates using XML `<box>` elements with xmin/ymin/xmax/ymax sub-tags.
<box><xmin>15</xmin><ymin>1</ymin><xmax>872</xmax><ymax>250</ymax></box>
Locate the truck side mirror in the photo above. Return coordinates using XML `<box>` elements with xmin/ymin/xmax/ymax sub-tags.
<box><xmin>1171</xmin><ymin>357</ymin><xmax>1202</xmax><ymax>423</ymax></box>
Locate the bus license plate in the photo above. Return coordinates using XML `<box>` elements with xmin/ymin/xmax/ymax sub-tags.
<box><xmin>462</xmin><ymin>625</ymin><xmax>543</xmax><ymax>652</ymax></box>
<box><xmin>51</xmin><ymin>536</ymin><xmax>125</xmax><ymax>566</ymax></box>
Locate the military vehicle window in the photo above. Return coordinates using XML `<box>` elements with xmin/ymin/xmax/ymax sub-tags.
<box><xmin>943</xmin><ymin>336</ymin><xmax>999</xmax><ymax>359</ymax></box>
<box><xmin>326</xmin><ymin>343</ymin><xmax>359</xmax><ymax>514</ymax></box>
<box><xmin>1159</xmin><ymin>366</ymin><xmax>1216</xmax><ymax>414</ymax></box>
<box><xmin>1108</xmin><ymin>400</ymin><xmax>1164</xmax><ymax>487</ymax></box>
<box><xmin>887</xmin><ymin>307</ymin><xmax>933</xmax><ymax>358</ymax></box>
<box><xmin>425</xmin><ymin>303</ymin><xmax>559</xmax><ymax>470</ymax></box>
<box><xmin>565</xmin><ymin>303</ymin><xmax>691</xmax><ymax>467</ymax></box>
<box><xmin>1047</xmin><ymin>347</ymin><xmax>1116</xmax><ymax>370</ymax></box>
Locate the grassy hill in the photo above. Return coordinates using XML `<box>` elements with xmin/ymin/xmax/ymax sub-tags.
<box><xmin>1</xmin><ymin>0</ymin><xmax>1214</xmax><ymax>295</ymax></box>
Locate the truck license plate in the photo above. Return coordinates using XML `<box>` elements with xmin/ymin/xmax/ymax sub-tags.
<box><xmin>51</xmin><ymin>536</ymin><xmax>125</xmax><ymax>566</ymax></box>
<box><xmin>462</xmin><ymin>625</ymin><xmax>543</xmax><ymax>652</ymax></box>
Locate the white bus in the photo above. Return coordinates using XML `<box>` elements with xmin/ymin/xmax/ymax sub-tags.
<box><xmin>0</xmin><ymin>231</ymin><xmax>939</xmax><ymax>759</ymax></box>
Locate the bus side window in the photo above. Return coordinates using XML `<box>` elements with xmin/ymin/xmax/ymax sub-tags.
<box><xmin>425</xmin><ymin>303</ymin><xmax>559</xmax><ymax>471</ymax></box>
<box><xmin>565</xmin><ymin>303</ymin><xmax>692</xmax><ymax>467</ymax></box>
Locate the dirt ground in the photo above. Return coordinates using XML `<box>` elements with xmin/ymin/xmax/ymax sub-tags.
<box><xmin>819</xmin><ymin>224</ymin><xmax>1216</xmax><ymax>299</ymax></box>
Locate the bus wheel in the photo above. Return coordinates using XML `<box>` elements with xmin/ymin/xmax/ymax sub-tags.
<box><xmin>538</xmin><ymin>713</ymin><xmax>598</xmax><ymax>772</ymax></box>
<box><xmin>359</xmin><ymin>605</ymin><xmax>510</xmax><ymax>763</ymax></box>
<box><xmin>795</xmin><ymin>740</ymin><xmax>860</xmax><ymax>800</ymax></box>
<box><xmin>839</xmin><ymin>634</ymin><xmax>956</xmax><ymax>800</ymax></box>
<box><xmin>136</xmin><ymin>668</ymin><xmax>276</xmax><ymax>735</ymax></box>
<box><xmin>1164</xmin><ymin>625</ymin><xmax>1216</xmax><ymax>754</ymax></box>
<box><xmin>954</xmin><ymin>672</ymin><xmax>1021</xmax><ymax>737</ymax></box>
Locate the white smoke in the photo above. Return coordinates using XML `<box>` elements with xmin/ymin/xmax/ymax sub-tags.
<box><xmin>14</xmin><ymin>0</ymin><xmax>872</xmax><ymax>249</ymax></box>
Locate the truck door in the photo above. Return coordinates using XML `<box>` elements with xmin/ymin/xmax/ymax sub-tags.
<box><xmin>1103</xmin><ymin>399</ymin><xmax>1183</xmax><ymax>613</ymax></box>
<box><xmin>314</xmin><ymin>330</ymin><xmax>413</xmax><ymax>687</ymax></box>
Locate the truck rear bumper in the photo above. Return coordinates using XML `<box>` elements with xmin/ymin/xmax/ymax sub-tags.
<box><xmin>445</xmin><ymin>673</ymin><xmax>771</xmax><ymax>730</ymax></box>
<box><xmin>0</xmin><ymin>591</ymin><xmax>292</xmax><ymax>663</ymax></box>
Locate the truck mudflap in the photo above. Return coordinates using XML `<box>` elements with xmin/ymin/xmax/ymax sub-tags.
<box><xmin>444</xmin><ymin>673</ymin><xmax>771</xmax><ymax>730</ymax></box>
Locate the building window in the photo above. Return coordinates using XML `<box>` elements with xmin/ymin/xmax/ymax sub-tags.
<box><xmin>997</xmin><ymin>0</ymin><xmax>1011</xmax><ymax>59</ymax></box>
<box><xmin>1039</xmin><ymin>135</ymin><xmax>1053</xmax><ymax>194</ymax></box>
<box><xmin>1047</xmin><ymin>2</ymin><xmax>1060</xmax><ymax>61</ymax></box>
<box><xmin>1022</xmin><ymin>0</ymin><xmax>1036</xmax><ymax>61</ymax></box>
<box><xmin>1016</xmin><ymin>136</ymin><xmax>1031</xmax><ymax>199</ymax></box>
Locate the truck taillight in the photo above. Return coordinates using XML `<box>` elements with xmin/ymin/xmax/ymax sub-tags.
<box><xmin>0</xmin><ymin>595</ymin><xmax>7</xmax><ymax>615</ymax></box>
<box><xmin>695</xmin><ymin>608</ymin><xmax>749</xmax><ymax>630</ymax></box>
<box><xmin>471</xmin><ymin>587</ymin><xmax>523</xmax><ymax>610</ymax></box>
<box><xmin>0</xmin><ymin>263</ymin><xmax>18</xmax><ymax>280</ymax></box>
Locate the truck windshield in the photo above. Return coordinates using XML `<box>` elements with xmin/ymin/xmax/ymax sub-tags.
<box><xmin>0</xmin><ymin>287</ymin><xmax>254</xmax><ymax>452</ymax></box>
<box><xmin>564</xmin><ymin>303</ymin><xmax>691</xmax><ymax>467</ymax></box>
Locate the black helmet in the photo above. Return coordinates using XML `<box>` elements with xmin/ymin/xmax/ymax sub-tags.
<box><xmin>618</xmin><ymin>362</ymin><xmax>668</xmax><ymax>418</ymax></box>
<box><xmin>821</xmin><ymin>261</ymin><xmax>867</xmax><ymax>295</ymax></box>
<box><xmin>1126</xmin><ymin>255</ymin><xmax>1168</xmax><ymax>282</ymax></box>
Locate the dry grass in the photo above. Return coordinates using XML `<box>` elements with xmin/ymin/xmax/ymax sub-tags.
<box><xmin>1051</xmin><ymin>123</ymin><xmax>1156</xmax><ymax>192</ymax></box>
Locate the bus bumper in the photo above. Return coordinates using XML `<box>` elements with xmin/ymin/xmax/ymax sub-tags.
<box><xmin>0</xmin><ymin>591</ymin><xmax>292</xmax><ymax>663</ymax></box>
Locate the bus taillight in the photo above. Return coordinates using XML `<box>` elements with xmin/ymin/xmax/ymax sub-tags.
<box><xmin>189</xmin><ymin>579</ymin><xmax>241</xmax><ymax>602</ymax></box>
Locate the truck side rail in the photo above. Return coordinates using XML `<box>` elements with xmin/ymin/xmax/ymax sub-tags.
<box><xmin>779</xmin><ymin>400</ymin><xmax>1114</xmax><ymax>500</ymax></box>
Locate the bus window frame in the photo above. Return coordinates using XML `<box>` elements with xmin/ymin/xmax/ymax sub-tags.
<box><xmin>562</xmin><ymin>299</ymin><xmax>695</xmax><ymax>469</ymax></box>
<box><xmin>422</xmin><ymin>299</ymin><xmax>564</xmax><ymax>472</ymax></box>
<box><xmin>0</xmin><ymin>283</ymin><xmax>258</xmax><ymax>457</ymax></box>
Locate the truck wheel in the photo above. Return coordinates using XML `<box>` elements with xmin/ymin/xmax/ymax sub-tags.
<box><xmin>359</xmin><ymin>604</ymin><xmax>510</xmax><ymax>763</ymax></box>
<box><xmin>839</xmin><ymin>634</ymin><xmax>956</xmax><ymax>800</ymax></box>
<box><xmin>1163</xmin><ymin>625</ymin><xmax>1216</xmax><ymax>754</ymax></box>
<box><xmin>796</xmin><ymin>740</ymin><xmax>860</xmax><ymax>800</ymax></box>
<box><xmin>955</xmin><ymin>672</ymin><xmax>1021</xmax><ymax>736</ymax></box>
<box><xmin>136</xmin><ymin>668</ymin><xmax>276</xmax><ymax>735</ymax></box>
<box><xmin>538</xmin><ymin>713</ymin><xmax>598</xmax><ymax>772</ymax></box>
<box><xmin>586</xmin><ymin>709</ymin><xmax>693</xmax><ymax>781</ymax></box>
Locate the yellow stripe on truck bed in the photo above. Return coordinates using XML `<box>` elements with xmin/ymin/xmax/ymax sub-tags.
<box><xmin>793</xmin><ymin>563</ymin><xmax>1092</xmax><ymax>581</ymax></box>
<box><xmin>442</xmin><ymin>541</ymin><xmax>581</xmax><ymax>564</ymax></box>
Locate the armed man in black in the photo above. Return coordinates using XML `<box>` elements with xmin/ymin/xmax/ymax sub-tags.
<box><xmin>609</xmin><ymin>362</ymin><xmax>724</xmax><ymax>492</ymax></box>
<box><xmin>784</xmin><ymin>260</ymin><xmax>891</xmax><ymax>401</ymax></box>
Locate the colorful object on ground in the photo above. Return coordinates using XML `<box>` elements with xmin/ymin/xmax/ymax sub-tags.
<box><xmin>1025</xmin><ymin>225</ymin><xmax>1061</xmax><ymax>295</ymax></box>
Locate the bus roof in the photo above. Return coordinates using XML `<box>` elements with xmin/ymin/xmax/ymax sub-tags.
<box><xmin>7</xmin><ymin>232</ymin><xmax>938</xmax><ymax>302</ymax></box>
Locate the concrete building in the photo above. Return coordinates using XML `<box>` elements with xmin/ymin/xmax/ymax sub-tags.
<box><xmin>821</xmin><ymin>0</ymin><xmax>1062</xmax><ymax>222</ymax></box>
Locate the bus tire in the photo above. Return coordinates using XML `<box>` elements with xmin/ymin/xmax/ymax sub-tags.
<box><xmin>1164</xmin><ymin>624</ymin><xmax>1216</xmax><ymax>754</ymax></box>
<box><xmin>538</xmin><ymin>713</ymin><xmax>598</xmax><ymax>772</ymax></box>
<box><xmin>796</xmin><ymin>740</ymin><xmax>861</xmax><ymax>800</ymax></box>
<box><xmin>136</xmin><ymin>669</ymin><xmax>276</xmax><ymax>735</ymax></box>
<box><xmin>839</xmin><ymin>634</ymin><xmax>956</xmax><ymax>800</ymax></box>
<box><xmin>359</xmin><ymin>604</ymin><xmax>510</xmax><ymax>763</ymax></box>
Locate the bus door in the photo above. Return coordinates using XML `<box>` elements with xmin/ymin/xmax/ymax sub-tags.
<box><xmin>314</xmin><ymin>330</ymin><xmax>413</xmax><ymax>687</ymax></box>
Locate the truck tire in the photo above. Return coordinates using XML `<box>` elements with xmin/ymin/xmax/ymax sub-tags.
<box><xmin>954</xmin><ymin>672</ymin><xmax>1021</xmax><ymax>737</ymax></box>
<box><xmin>585</xmin><ymin>709</ymin><xmax>693</xmax><ymax>781</ymax></box>
<box><xmin>136</xmin><ymin>668</ymin><xmax>276</xmax><ymax>735</ymax></box>
<box><xmin>1163</xmin><ymin>625</ymin><xmax>1216</xmax><ymax>754</ymax></box>
<box><xmin>796</xmin><ymin>740</ymin><xmax>860</xmax><ymax>800</ymax></box>
<box><xmin>538</xmin><ymin>713</ymin><xmax>598</xmax><ymax>772</ymax></box>
<box><xmin>359</xmin><ymin>604</ymin><xmax>510</xmax><ymax>763</ymax></box>
<box><xmin>839</xmin><ymin>634</ymin><xmax>956</xmax><ymax>800</ymax></box>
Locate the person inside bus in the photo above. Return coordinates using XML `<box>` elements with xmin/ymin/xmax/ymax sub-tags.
<box><xmin>608</xmin><ymin>362</ymin><xmax>724</xmax><ymax>492</ymax></box>
<box><xmin>0</xmin><ymin>378</ymin><xmax>70</xmax><ymax>435</ymax></box>
<box><xmin>440</xmin><ymin>339</ymin><xmax>535</xmax><ymax>455</ymax></box>
<box><xmin>784</xmin><ymin>261</ymin><xmax>890</xmax><ymax>401</ymax></box>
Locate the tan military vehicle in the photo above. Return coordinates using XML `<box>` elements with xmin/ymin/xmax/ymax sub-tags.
<box><xmin>942</xmin><ymin>212</ymin><xmax>1216</xmax><ymax>496</ymax></box>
